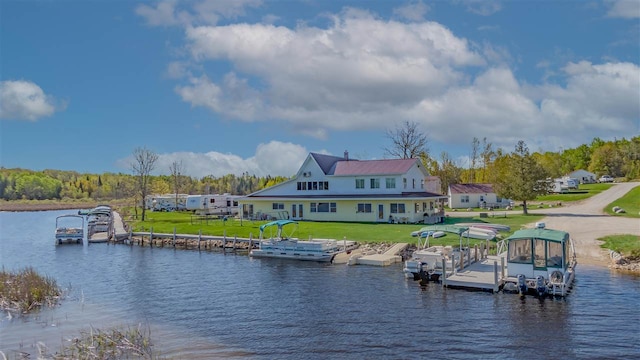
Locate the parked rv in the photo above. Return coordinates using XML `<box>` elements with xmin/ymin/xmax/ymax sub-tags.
<box><xmin>144</xmin><ymin>194</ymin><xmax>188</xmax><ymax>212</ymax></box>
<box><xmin>186</xmin><ymin>194</ymin><xmax>241</xmax><ymax>216</ymax></box>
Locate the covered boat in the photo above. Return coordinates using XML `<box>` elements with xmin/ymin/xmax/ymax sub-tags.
<box><xmin>250</xmin><ymin>220</ymin><xmax>343</xmax><ymax>262</ymax></box>
<box><xmin>55</xmin><ymin>214</ymin><xmax>84</xmax><ymax>245</ymax></box>
<box><xmin>502</xmin><ymin>224</ymin><xmax>577</xmax><ymax>297</ymax></box>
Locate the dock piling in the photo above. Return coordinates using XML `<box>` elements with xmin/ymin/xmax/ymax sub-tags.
<box><xmin>173</xmin><ymin>227</ymin><xmax>176</xmax><ymax>247</ymax></box>
<box><xmin>198</xmin><ymin>229</ymin><xmax>202</xmax><ymax>249</ymax></box>
<box><xmin>442</xmin><ymin>258</ymin><xmax>447</xmax><ymax>287</ymax></box>
<box><xmin>493</xmin><ymin>261</ymin><xmax>499</xmax><ymax>293</ymax></box>
<box><xmin>150</xmin><ymin>227</ymin><xmax>153</xmax><ymax>247</ymax></box>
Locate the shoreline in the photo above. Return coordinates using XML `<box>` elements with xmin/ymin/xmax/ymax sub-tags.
<box><xmin>0</xmin><ymin>202</ymin><xmax>100</xmax><ymax>212</ymax></box>
<box><xmin>2</xmin><ymin>200</ymin><xmax>636</xmax><ymax>272</ymax></box>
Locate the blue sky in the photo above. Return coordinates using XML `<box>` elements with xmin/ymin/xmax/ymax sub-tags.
<box><xmin>1</xmin><ymin>0</ymin><xmax>639</xmax><ymax>178</ymax></box>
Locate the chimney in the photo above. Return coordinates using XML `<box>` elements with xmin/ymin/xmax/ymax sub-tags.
<box><xmin>344</xmin><ymin>150</ymin><xmax>349</xmax><ymax>160</ymax></box>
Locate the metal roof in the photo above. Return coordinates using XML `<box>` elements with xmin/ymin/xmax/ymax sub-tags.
<box><xmin>449</xmin><ymin>183</ymin><xmax>494</xmax><ymax>194</ymax></box>
<box><xmin>332</xmin><ymin>158</ymin><xmax>418</xmax><ymax>176</ymax></box>
<box><xmin>505</xmin><ymin>228</ymin><xmax>570</xmax><ymax>243</ymax></box>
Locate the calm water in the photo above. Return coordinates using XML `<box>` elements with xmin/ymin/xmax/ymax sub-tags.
<box><xmin>1</xmin><ymin>210</ymin><xmax>639</xmax><ymax>359</ymax></box>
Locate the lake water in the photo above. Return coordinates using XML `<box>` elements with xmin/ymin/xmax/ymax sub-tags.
<box><xmin>1</xmin><ymin>210</ymin><xmax>639</xmax><ymax>359</ymax></box>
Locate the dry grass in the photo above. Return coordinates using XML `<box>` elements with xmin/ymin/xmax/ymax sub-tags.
<box><xmin>0</xmin><ymin>267</ymin><xmax>61</xmax><ymax>314</ymax></box>
<box><xmin>52</xmin><ymin>325</ymin><xmax>157</xmax><ymax>359</ymax></box>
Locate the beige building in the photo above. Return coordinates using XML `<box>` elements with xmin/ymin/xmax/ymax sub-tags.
<box><xmin>240</xmin><ymin>152</ymin><xmax>447</xmax><ymax>224</ymax></box>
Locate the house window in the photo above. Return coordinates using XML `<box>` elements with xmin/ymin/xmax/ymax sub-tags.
<box><xmin>412</xmin><ymin>179</ymin><xmax>416</xmax><ymax>189</ymax></box>
<box><xmin>297</xmin><ymin>182</ymin><xmax>307</xmax><ymax>190</ymax></box>
<box><xmin>312</xmin><ymin>182</ymin><xmax>318</xmax><ymax>190</ymax></box>
<box><xmin>370</xmin><ymin>178</ymin><xmax>380</xmax><ymax>189</ymax></box>
<box><xmin>272</xmin><ymin>203</ymin><xmax>284</xmax><ymax>210</ymax></box>
<box><xmin>390</xmin><ymin>203</ymin><xmax>406</xmax><ymax>214</ymax></box>
<box><xmin>323</xmin><ymin>181</ymin><xmax>329</xmax><ymax>190</ymax></box>
<box><xmin>461</xmin><ymin>195</ymin><xmax>469</xmax><ymax>203</ymax></box>
<box><xmin>385</xmin><ymin>178</ymin><xmax>396</xmax><ymax>189</ymax></box>
<box><xmin>356</xmin><ymin>179</ymin><xmax>365</xmax><ymax>189</ymax></box>
<box><xmin>403</xmin><ymin>178</ymin><xmax>407</xmax><ymax>189</ymax></box>
<box><xmin>415</xmin><ymin>203</ymin><xmax>420</xmax><ymax>213</ymax></box>
<box><xmin>421</xmin><ymin>179</ymin><xmax>424</xmax><ymax>189</ymax></box>
<box><xmin>357</xmin><ymin>203</ymin><xmax>372</xmax><ymax>213</ymax></box>
<box><xmin>311</xmin><ymin>202</ymin><xmax>336</xmax><ymax>213</ymax></box>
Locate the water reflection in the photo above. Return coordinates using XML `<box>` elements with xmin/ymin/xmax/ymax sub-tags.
<box><xmin>1</xmin><ymin>211</ymin><xmax>639</xmax><ymax>359</ymax></box>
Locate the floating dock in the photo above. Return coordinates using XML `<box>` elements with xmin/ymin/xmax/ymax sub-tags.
<box><xmin>442</xmin><ymin>255</ymin><xmax>506</xmax><ymax>292</ymax></box>
<box><xmin>352</xmin><ymin>243</ymin><xmax>408</xmax><ymax>266</ymax></box>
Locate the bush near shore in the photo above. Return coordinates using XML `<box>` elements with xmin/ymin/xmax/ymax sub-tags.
<box><xmin>0</xmin><ymin>267</ymin><xmax>61</xmax><ymax>314</ymax></box>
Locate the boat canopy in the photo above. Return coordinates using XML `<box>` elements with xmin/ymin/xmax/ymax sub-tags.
<box><xmin>259</xmin><ymin>220</ymin><xmax>297</xmax><ymax>232</ymax></box>
<box><xmin>505</xmin><ymin>228</ymin><xmax>569</xmax><ymax>243</ymax></box>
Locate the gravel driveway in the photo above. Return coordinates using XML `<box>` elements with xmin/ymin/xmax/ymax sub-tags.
<box><xmin>448</xmin><ymin>182</ymin><xmax>640</xmax><ymax>266</ymax></box>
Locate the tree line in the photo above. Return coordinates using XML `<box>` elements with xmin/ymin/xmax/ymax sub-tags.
<box><xmin>1</xmin><ymin>133</ymin><xmax>638</xmax><ymax>214</ymax></box>
<box><xmin>0</xmin><ymin>168</ymin><xmax>288</xmax><ymax>202</ymax></box>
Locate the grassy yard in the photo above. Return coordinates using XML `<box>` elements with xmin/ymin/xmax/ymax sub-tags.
<box><xmin>604</xmin><ymin>184</ymin><xmax>640</xmax><ymax>218</ymax></box>
<box><xmin>599</xmin><ymin>234</ymin><xmax>640</xmax><ymax>259</ymax></box>
<box><xmin>127</xmin><ymin>210</ymin><xmax>544</xmax><ymax>249</ymax></box>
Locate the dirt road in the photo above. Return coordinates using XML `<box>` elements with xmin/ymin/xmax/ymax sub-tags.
<box><xmin>449</xmin><ymin>182</ymin><xmax>639</xmax><ymax>266</ymax></box>
<box><xmin>533</xmin><ymin>182</ymin><xmax>639</xmax><ymax>266</ymax></box>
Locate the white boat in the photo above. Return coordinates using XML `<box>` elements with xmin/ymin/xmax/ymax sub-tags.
<box><xmin>501</xmin><ymin>224</ymin><xmax>577</xmax><ymax>297</ymax></box>
<box><xmin>250</xmin><ymin>220</ymin><xmax>344</xmax><ymax>262</ymax></box>
<box><xmin>455</xmin><ymin>222</ymin><xmax>511</xmax><ymax>232</ymax></box>
<box><xmin>55</xmin><ymin>214</ymin><xmax>84</xmax><ymax>245</ymax></box>
<box><xmin>403</xmin><ymin>225</ymin><xmax>473</xmax><ymax>281</ymax></box>
<box><xmin>462</xmin><ymin>227</ymin><xmax>496</xmax><ymax>240</ymax></box>
<box><xmin>87</xmin><ymin>205</ymin><xmax>113</xmax><ymax>242</ymax></box>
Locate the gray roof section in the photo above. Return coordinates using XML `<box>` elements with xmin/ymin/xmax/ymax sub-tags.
<box><xmin>310</xmin><ymin>153</ymin><xmax>350</xmax><ymax>175</ymax></box>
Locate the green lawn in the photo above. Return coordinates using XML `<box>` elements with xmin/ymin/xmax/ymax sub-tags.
<box><xmin>126</xmin><ymin>210</ymin><xmax>543</xmax><ymax>250</ymax></box>
<box><xmin>599</xmin><ymin>234</ymin><xmax>640</xmax><ymax>259</ymax></box>
<box><xmin>604</xmin><ymin>184</ymin><xmax>640</xmax><ymax>218</ymax></box>
<box><xmin>536</xmin><ymin>183</ymin><xmax>613</xmax><ymax>203</ymax></box>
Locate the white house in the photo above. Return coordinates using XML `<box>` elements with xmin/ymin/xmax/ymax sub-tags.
<box><xmin>448</xmin><ymin>183</ymin><xmax>511</xmax><ymax>209</ymax></box>
<box><xmin>240</xmin><ymin>152</ymin><xmax>448</xmax><ymax>224</ymax></box>
<box><xmin>567</xmin><ymin>169</ymin><xmax>596</xmax><ymax>184</ymax></box>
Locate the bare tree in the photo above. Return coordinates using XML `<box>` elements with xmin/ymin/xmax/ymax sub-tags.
<box><xmin>131</xmin><ymin>147</ymin><xmax>158</xmax><ymax>221</ymax></box>
<box><xmin>469</xmin><ymin>137</ymin><xmax>480</xmax><ymax>183</ymax></box>
<box><xmin>169</xmin><ymin>160</ymin><xmax>184</xmax><ymax>211</ymax></box>
<box><xmin>480</xmin><ymin>137</ymin><xmax>494</xmax><ymax>183</ymax></box>
<box><xmin>384</xmin><ymin>120</ymin><xmax>429</xmax><ymax>159</ymax></box>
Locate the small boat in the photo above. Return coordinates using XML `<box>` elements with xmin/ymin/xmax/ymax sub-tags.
<box><xmin>250</xmin><ymin>220</ymin><xmax>344</xmax><ymax>262</ymax></box>
<box><xmin>462</xmin><ymin>227</ymin><xmax>496</xmax><ymax>240</ymax></box>
<box><xmin>55</xmin><ymin>214</ymin><xmax>84</xmax><ymax>245</ymax></box>
<box><xmin>501</xmin><ymin>223</ymin><xmax>577</xmax><ymax>297</ymax></box>
<box><xmin>455</xmin><ymin>222</ymin><xmax>511</xmax><ymax>232</ymax></box>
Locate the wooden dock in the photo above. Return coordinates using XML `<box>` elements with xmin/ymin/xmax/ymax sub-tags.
<box><xmin>443</xmin><ymin>255</ymin><xmax>506</xmax><ymax>292</ymax></box>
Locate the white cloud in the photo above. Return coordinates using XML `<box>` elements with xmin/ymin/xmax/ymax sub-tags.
<box><xmin>606</xmin><ymin>0</ymin><xmax>640</xmax><ymax>19</ymax></box>
<box><xmin>118</xmin><ymin>141</ymin><xmax>308</xmax><ymax>178</ymax></box>
<box><xmin>136</xmin><ymin>0</ymin><xmax>262</xmax><ymax>27</ymax></box>
<box><xmin>458</xmin><ymin>0</ymin><xmax>502</xmax><ymax>16</ymax></box>
<box><xmin>392</xmin><ymin>1</ymin><xmax>430</xmax><ymax>22</ymax></box>
<box><xmin>145</xmin><ymin>5</ymin><xmax>639</xmax><ymax>157</ymax></box>
<box><xmin>180</xmin><ymin>11</ymin><xmax>485</xmax><ymax>136</ymax></box>
<box><xmin>0</xmin><ymin>80</ymin><xmax>62</xmax><ymax>121</ymax></box>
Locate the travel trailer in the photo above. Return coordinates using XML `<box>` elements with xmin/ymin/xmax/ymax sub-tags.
<box><xmin>186</xmin><ymin>194</ymin><xmax>241</xmax><ymax>216</ymax></box>
<box><xmin>144</xmin><ymin>194</ymin><xmax>188</xmax><ymax>211</ymax></box>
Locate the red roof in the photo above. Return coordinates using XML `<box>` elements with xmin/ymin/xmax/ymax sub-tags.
<box><xmin>332</xmin><ymin>158</ymin><xmax>418</xmax><ymax>176</ymax></box>
<box><xmin>449</xmin><ymin>183</ymin><xmax>494</xmax><ymax>194</ymax></box>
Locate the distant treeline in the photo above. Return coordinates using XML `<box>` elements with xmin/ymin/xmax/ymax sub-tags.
<box><xmin>1</xmin><ymin>136</ymin><xmax>638</xmax><ymax>201</ymax></box>
<box><xmin>0</xmin><ymin>169</ymin><xmax>288</xmax><ymax>201</ymax></box>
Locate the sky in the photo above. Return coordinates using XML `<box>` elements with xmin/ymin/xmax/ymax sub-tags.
<box><xmin>1</xmin><ymin>0</ymin><xmax>639</xmax><ymax>178</ymax></box>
